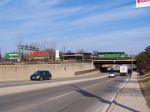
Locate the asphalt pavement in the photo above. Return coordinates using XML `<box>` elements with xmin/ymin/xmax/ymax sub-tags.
<box><xmin>0</xmin><ymin>72</ymin><xmax>100</xmax><ymax>88</ymax></box>
<box><xmin>0</xmin><ymin>73</ymin><xmax>128</xmax><ymax>112</ymax></box>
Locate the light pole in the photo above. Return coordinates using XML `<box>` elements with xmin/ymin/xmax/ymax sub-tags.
<box><xmin>131</xmin><ymin>50</ymin><xmax>133</xmax><ymax>77</ymax></box>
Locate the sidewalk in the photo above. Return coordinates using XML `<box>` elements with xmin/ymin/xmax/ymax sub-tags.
<box><xmin>108</xmin><ymin>72</ymin><xmax>150</xmax><ymax>112</ymax></box>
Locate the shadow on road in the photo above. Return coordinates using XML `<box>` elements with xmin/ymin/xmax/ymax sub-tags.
<box><xmin>71</xmin><ymin>84</ymin><xmax>140</xmax><ymax>112</ymax></box>
<box><xmin>71</xmin><ymin>84</ymin><xmax>111</xmax><ymax>104</ymax></box>
<box><xmin>113</xmin><ymin>101</ymin><xmax>140</xmax><ymax>112</ymax></box>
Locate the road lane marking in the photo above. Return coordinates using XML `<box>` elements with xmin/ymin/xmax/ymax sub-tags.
<box><xmin>94</xmin><ymin>77</ymin><xmax>129</xmax><ymax>112</ymax></box>
<box><xmin>5</xmin><ymin>77</ymin><xmax>116</xmax><ymax>112</ymax></box>
<box><xmin>105</xmin><ymin>77</ymin><xmax>129</xmax><ymax>112</ymax></box>
<box><xmin>2</xmin><ymin>76</ymin><xmax>128</xmax><ymax>112</ymax></box>
<box><xmin>0</xmin><ymin>75</ymin><xmax>108</xmax><ymax>96</ymax></box>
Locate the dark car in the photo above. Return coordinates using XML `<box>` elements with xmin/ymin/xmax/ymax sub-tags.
<box><xmin>30</xmin><ymin>70</ymin><xmax>52</xmax><ymax>81</ymax></box>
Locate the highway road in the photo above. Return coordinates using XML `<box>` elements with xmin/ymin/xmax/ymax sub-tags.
<box><xmin>0</xmin><ymin>73</ymin><xmax>99</xmax><ymax>88</ymax></box>
<box><xmin>0</xmin><ymin>73</ymin><xmax>128</xmax><ymax>112</ymax></box>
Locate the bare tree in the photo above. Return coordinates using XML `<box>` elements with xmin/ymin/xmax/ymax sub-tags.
<box><xmin>22</xmin><ymin>53</ymin><xmax>30</xmax><ymax>62</ymax></box>
<box><xmin>50</xmin><ymin>41</ymin><xmax>57</xmax><ymax>50</ymax></box>
<box><xmin>39</xmin><ymin>40</ymin><xmax>49</xmax><ymax>50</ymax></box>
<box><xmin>67</xmin><ymin>50</ymin><xmax>72</xmax><ymax>53</ymax></box>
<box><xmin>62</xmin><ymin>46</ymin><xmax>66</xmax><ymax>53</ymax></box>
<box><xmin>76</xmin><ymin>49</ymin><xmax>86</xmax><ymax>53</ymax></box>
<box><xmin>93</xmin><ymin>50</ymin><xmax>99</xmax><ymax>55</ymax></box>
<box><xmin>42</xmin><ymin>48</ymin><xmax>55</xmax><ymax>61</ymax></box>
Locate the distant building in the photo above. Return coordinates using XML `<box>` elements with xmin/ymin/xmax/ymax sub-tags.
<box><xmin>60</xmin><ymin>53</ymin><xmax>92</xmax><ymax>61</ymax></box>
<box><xmin>30</xmin><ymin>52</ymin><xmax>49</xmax><ymax>62</ymax></box>
<box><xmin>5</xmin><ymin>52</ymin><xmax>22</xmax><ymax>62</ymax></box>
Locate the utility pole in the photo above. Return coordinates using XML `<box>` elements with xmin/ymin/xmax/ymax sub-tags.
<box><xmin>63</xmin><ymin>46</ymin><xmax>66</xmax><ymax>53</ymax></box>
<box><xmin>132</xmin><ymin>56</ymin><xmax>133</xmax><ymax>74</ymax></box>
<box><xmin>131</xmin><ymin>50</ymin><xmax>133</xmax><ymax>78</ymax></box>
<box><xmin>0</xmin><ymin>48</ymin><xmax>1</xmax><ymax>60</ymax></box>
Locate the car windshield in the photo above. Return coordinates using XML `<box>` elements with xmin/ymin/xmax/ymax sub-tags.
<box><xmin>110</xmin><ymin>71</ymin><xmax>114</xmax><ymax>74</ymax></box>
<box><xmin>32</xmin><ymin>71</ymin><xmax>40</xmax><ymax>76</ymax></box>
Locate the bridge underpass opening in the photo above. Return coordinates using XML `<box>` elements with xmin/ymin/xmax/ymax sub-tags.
<box><xmin>93</xmin><ymin>60</ymin><xmax>136</xmax><ymax>72</ymax></box>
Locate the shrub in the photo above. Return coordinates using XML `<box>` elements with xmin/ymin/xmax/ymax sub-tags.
<box><xmin>136</xmin><ymin>46</ymin><xmax>150</xmax><ymax>74</ymax></box>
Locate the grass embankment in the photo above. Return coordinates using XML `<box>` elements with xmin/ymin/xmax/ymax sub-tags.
<box><xmin>138</xmin><ymin>73</ymin><xmax>150</xmax><ymax>108</ymax></box>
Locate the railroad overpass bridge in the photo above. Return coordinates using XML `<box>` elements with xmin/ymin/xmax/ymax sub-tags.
<box><xmin>93</xmin><ymin>58</ymin><xmax>136</xmax><ymax>71</ymax></box>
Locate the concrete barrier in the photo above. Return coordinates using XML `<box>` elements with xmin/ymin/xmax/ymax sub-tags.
<box><xmin>0</xmin><ymin>63</ymin><xmax>94</xmax><ymax>81</ymax></box>
<box><xmin>74</xmin><ymin>69</ymin><xmax>97</xmax><ymax>75</ymax></box>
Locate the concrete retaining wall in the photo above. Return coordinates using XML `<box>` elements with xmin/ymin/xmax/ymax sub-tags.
<box><xmin>75</xmin><ymin>69</ymin><xmax>97</xmax><ymax>75</ymax></box>
<box><xmin>0</xmin><ymin>63</ymin><xmax>94</xmax><ymax>81</ymax></box>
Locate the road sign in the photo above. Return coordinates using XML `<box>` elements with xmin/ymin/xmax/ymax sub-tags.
<box><xmin>136</xmin><ymin>0</ymin><xmax>150</xmax><ymax>8</ymax></box>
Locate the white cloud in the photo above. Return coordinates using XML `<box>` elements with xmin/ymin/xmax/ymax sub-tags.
<box><xmin>72</xmin><ymin>5</ymin><xmax>149</xmax><ymax>27</ymax></box>
<box><xmin>0</xmin><ymin>0</ymin><xmax>149</xmax><ymax>54</ymax></box>
<box><xmin>57</xmin><ymin>26</ymin><xmax>150</xmax><ymax>54</ymax></box>
<box><xmin>0</xmin><ymin>0</ymin><xmax>82</xmax><ymax>40</ymax></box>
<box><xmin>27</xmin><ymin>0</ymin><xmax>62</xmax><ymax>6</ymax></box>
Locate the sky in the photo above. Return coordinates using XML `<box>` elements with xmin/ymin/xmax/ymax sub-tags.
<box><xmin>0</xmin><ymin>0</ymin><xmax>150</xmax><ymax>55</ymax></box>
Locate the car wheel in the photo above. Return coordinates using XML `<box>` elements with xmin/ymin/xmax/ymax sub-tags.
<box><xmin>40</xmin><ymin>77</ymin><xmax>43</xmax><ymax>81</ymax></box>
